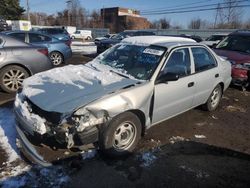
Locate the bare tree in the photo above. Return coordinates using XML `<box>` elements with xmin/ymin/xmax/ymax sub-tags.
<box><xmin>215</xmin><ymin>0</ymin><xmax>243</xmax><ymax>28</ymax></box>
<box><xmin>188</xmin><ymin>18</ymin><xmax>201</xmax><ymax>29</ymax></box>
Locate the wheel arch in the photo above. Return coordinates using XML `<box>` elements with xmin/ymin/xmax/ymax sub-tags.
<box><xmin>0</xmin><ymin>63</ymin><xmax>32</xmax><ymax>76</ymax></box>
<box><xmin>127</xmin><ymin>109</ymin><xmax>146</xmax><ymax>136</ymax></box>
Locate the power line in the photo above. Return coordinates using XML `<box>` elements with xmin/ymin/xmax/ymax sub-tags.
<box><xmin>141</xmin><ymin>0</ymin><xmax>249</xmax><ymax>13</ymax></box>
<box><xmin>141</xmin><ymin>4</ymin><xmax>250</xmax><ymax>15</ymax></box>
<box><xmin>140</xmin><ymin>0</ymin><xmax>216</xmax><ymax>12</ymax></box>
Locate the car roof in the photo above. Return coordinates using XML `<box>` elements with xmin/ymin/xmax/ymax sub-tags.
<box><xmin>122</xmin><ymin>36</ymin><xmax>197</xmax><ymax>48</ymax></box>
<box><xmin>230</xmin><ymin>30</ymin><xmax>250</xmax><ymax>36</ymax></box>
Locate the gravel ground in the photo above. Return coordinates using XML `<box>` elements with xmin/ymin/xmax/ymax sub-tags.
<box><xmin>0</xmin><ymin>54</ymin><xmax>250</xmax><ymax>188</ymax></box>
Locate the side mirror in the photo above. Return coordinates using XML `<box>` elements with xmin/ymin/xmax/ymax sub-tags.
<box><xmin>156</xmin><ymin>72</ymin><xmax>179</xmax><ymax>84</ymax></box>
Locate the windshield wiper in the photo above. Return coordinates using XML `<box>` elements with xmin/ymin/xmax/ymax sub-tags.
<box><xmin>87</xmin><ymin>63</ymin><xmax>100</xmax><ymax>71</ymax></box>
<box><xmin>109</xmin><ymin>70</ymin><xmax>130</xmax><ymax>79</ymax></box>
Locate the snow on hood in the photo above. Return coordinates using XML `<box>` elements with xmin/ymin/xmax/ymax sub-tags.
<box><xmin>22</xmin><ymin>62</ymin><xmax>138</xmax><ymax>114</ymax></box>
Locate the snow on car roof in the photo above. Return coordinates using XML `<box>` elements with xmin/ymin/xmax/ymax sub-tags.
<box><xmin>122</xmin><ymin>36</ymin><xmax>196</xmax><ymax>47</ymax></box>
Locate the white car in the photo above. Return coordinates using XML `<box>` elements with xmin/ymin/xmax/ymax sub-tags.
<box><xmin>71</xmin><ymin>30</ymin><xmax>92</xmax><ymax>40</ymax></box>
<box><xmin>201</xmin><ymin>33</ymin><xmax>229</xmax><ymax>47</ymax></box>
<box><xmin>14</xmin><ymin>36</ymin><xmax>231</xmax><ymax>166</ymax></box>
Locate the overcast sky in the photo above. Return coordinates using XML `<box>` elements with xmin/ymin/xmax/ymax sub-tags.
<box><xmin>20</xmin><ymin>0</ymin><xmax>250</xmax><ymax>27</ymax></box>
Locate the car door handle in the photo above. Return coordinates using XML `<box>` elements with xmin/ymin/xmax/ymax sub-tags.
<box><xmin>188</xmin><ymin>82</ymin><xmax>194</xmax><ymax>87</ymax></box>
<box><xmin>215</xmin><ymin>73</ymin><xmax>219</xmax><ymax>78</ymax></box>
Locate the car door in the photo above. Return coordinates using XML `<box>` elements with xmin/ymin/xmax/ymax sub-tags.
<box><xmin>28</xmin><ymin>33</ymin><xmax>51</xmax><ymax>50</ymax></box>
<box><xmin>0</xmin><ymin>38</ymin><xmax>6</xmax><ymax>63</ymax></box>
<box><xmin>190</xmin><ymin>47</ymin><xmax>219</xmax><ymax>106</ymax></box>
<box><xmin>152</xmin><ymin>47</ymin><xmax>196</xmax><ymax>124</ymax></box>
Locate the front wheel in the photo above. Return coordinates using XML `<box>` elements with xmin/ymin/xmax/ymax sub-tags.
<box><xmin>202</xmin><ymin>84</ymin><xmax>222</xmax><ymax>111</ymax></box>
<box><xmin>99</xmin><ymin>112</ymin><xmax>142</xmax><ymax>157</ymax></box>
<box><xmin>50</xmin><ymin>51</ymin><xmax>64</xmax><ymax>66</ymax></box>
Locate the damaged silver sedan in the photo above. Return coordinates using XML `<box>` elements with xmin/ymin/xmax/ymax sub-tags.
<box><xmin>14</xmin><ymin>36</ymin><xmax>232</xmax><ymax>165</ymax></box>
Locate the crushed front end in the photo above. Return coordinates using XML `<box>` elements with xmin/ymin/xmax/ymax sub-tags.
<box><xmin>14</xmin><ymin>92</ymin><xmax>107</xmax><ymax>165</ymax></box>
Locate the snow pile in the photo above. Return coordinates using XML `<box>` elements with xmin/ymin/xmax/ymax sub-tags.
<box><xmin>0</xmin><ymin>108</ymin><xmax>19</xmax><ymax>163</ymax></box>
<box><xmin>140</xmin><ymin>152</ymin><xmax>157</xmax><ymax>167</ymax></box>
<box><xmin>0</xmin><ymin>107</ymin><xmax>70</xmax><ymax>187</ymax></box>
<box><xmin>0</xmin><ymin>107</ymin><xmax>31</xmax><ymax>181</ymax></box>
<box><xmin>14</xmin><ymin>93</ymin><xmax>47</xmax><ymax>135</ymax></box>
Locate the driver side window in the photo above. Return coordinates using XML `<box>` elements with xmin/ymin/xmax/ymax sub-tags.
<box><xmin>163</xmin><ymin>48</ymin><xmax>191</xmax><ymax>77</ymax></box>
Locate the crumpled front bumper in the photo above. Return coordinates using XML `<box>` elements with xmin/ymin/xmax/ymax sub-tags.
<box><xmin>16</xmin><ymin>124</ymin><xmax>52</xmax><ymax>167</ymax></box>
<box><xmin>15</xmin><ymin>107</ymin><xmax>52</xmax><ymax>166</ymax></box>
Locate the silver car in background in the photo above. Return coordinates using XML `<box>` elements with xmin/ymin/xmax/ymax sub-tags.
<box><xmin>0</xmin><ymin>34</ymin><xmax>52</xmax><ymax>93</ymax></box>
<box><xmin>14</xmin><ymin>36</ymin><xmax>231</xmax><ymax>165</ymax></box>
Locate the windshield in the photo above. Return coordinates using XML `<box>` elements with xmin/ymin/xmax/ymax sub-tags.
<box><xmin>206</xmin><ymin>35</ymin><xmax>225</xmax><ymax>41</ymax></box>
<box><xmin>97</xmin><ymin>44</ymin><xmax>166</xmax><ymax>80</ymax></box>
<box><xmin>216</xmin><ymin>35</ymin><xmax>250</xmax><ymax>54</ymax></box>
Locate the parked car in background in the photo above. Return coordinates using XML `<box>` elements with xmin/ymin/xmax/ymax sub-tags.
<box><xmin>70</xmin><ymin>30</ymin><xmax>92</xmax><ymax>40</ymax></box>
<box><xmin>95</xmin><ymin>30</ymin><xmax>155</xmax><ymax>53</ymax></box>
<box><xmin>0</xmin><ymin>34</ymin><xmax>52</xmax><ymax>93</ymax></box>
<box><xmin>37</xmin><ymin>28</ymin><xmax>71</xmax><ymax>43</ymax></box>
<box><xmin>14</xmin><ymin>36</ymin><xmax>231</xmax><ymax>165</ymax></box>
<box><xmin>201</xmin><ymin>33</ymin><xmax>228</xmax><ymax>47</ymax></box>
<box><xmin>94</xmin><ymin>33</ymin><xmax>116</xmax><ymax>42</ymax></box>
<box><xmin>179</xmin><ymin>34</ymin><xmax>203</xmax><ymax>42</ymax></box>
<box><xmin>213</xmin><ymin>30</ymin><xmax>250</xmax><ymax>89</ymax></box>
<box><xmin>4</xmin><ymin>31</ymin><xmax>72</xmax><ymax>66</ymax></box>
<box><xmin>0</xmin><ymin>17</ymin><xmax>8</xmax><ymax>31</ymax></box>
<box><xmin>162</xmin><ymin>34</ymin><xmax>203</xmax><ymax>43</ymax></box>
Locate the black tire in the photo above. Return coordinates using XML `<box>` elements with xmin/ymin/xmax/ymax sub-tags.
<box><xmin>0</xmin><ymin>65</ymin><xmax>29</xmax><ymax>93</ymax></box>
<box><xmin>50</xmin><ymin>51</ymin><xmax>64</xmax><ymax>66</ymax></box>
<box><xmin>202</xmin><ymin>84</ymin><xmax>222</xmax><ymax>111</ymax></box>
<box><xmin>99</xmin><ymin>112</ymin><xmax>142</xmax><ymax>157</ymax></box>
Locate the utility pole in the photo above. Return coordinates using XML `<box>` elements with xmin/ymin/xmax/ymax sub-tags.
<box><xmin>26</xmin><ymin>0</ymin><xmax>30</xmax><ymax>21</ymax></box>
<box><xmin>66</xmin><ymin>0</ymin><xmax>72</xmax><ymax>26</ymax></box>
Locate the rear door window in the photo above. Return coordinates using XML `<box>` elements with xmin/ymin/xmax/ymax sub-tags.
<box><xmin>29</xmin><ymin>33</ymin><xmax>51</xmax><ymax>43</ymax></box>
<box><xmin>191</xmin><ymin>47</ymin><xmax>217</xmax><ymax>72</ymax></box>
<box><xmin>9</xmin><ymin>33</ymin><xmax>26</xmax><ymax>42</ymax></box>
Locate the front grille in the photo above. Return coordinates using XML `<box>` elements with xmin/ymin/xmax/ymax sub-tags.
<box><xmin>26</xmin><ymin>98</ymin><xmax>62</xmax><ymax>125</ymax></box>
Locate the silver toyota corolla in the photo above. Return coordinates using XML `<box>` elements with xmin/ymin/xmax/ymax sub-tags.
<box><xmin>14</xmin><ymin>36</ymin><xmax>232</xmax><ymax>166</ymax></box>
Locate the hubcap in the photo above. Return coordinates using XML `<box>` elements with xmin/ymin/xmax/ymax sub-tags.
<box><xmin>3</xmin><ymin>69</ymin><xmax>26</xmax><ymax>91</ymax></box>
<box><xmin>210</xmin><ymin>88</ymin><xmax>221</xmax><ymax>108</ymax></box>
<box><xmin>50</xmin><ymin>53</ymin><xmax>62</xmax><ymax>66</ymax></box>
<box><xmin>113</xmin><ymin>122</ymin><xmax>136</xmax><ymax>151</ymax></box>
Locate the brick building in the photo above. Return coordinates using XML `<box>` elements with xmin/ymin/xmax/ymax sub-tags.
<box><xmin>101</xmin><ymin>7</ymin><xmax>151</xmax><ymax>33</ymax></box>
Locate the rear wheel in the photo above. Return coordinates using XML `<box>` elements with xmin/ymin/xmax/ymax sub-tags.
<box><xmin>0</xmin><ymin>65</ymin><xmax>29</xmax><ymax>93</ymax></box>
<box><xmin>202</xmin><ymin>84</ymin><xmax>222</xmax><ymax>111</ymax></box>
<box><xmin>50</xmin><ymin>51</ymin><xmax>64</xmax><ymax>66</ymax></box>
<box><xmin>99</xmin><ymin>112</ymin><xmax>142</xmax><ymax>157</ymax></box>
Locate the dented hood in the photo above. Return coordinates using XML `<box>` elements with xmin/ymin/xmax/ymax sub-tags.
<box><xmin>22</xmin><ymin>63</ymin><xmax>138</xmax><ymax>114</ymax></box>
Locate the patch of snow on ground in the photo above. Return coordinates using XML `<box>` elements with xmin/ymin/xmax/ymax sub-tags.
<box><xmin>81</xmin><ymin>149</ymin><xmax>97</xmax><ymax>160</ymax></box>
<box><xmin>194</xmin><ymin>135</ymin><xmax>207</xmax><ymax>139</ymax></box>
<box><xmin>140</xmin><ymin>152</ymin><xmax>157</xmax><ymax>167</ymax></box>
<box><xmin>169</xmin><ymin>136</ymin><xmax>189</xmax><ymax>144</ymax></box>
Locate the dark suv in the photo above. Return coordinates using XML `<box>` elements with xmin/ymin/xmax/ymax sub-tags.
<box><xmin>213</xmin><ymin>30</ymin><xmax>250</xmax><ymax>89</ymax></box>
<box><xmin>95</xmin><ymin>30</ymin><xmax>155</xmax><ymax>53</ymax></box>
<box><xmin>0</xmin><ymin>17</ymin><xmax>9</xmax><ymax>31</ymax></box>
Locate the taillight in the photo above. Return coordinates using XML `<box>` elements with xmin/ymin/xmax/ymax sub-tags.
<box><xmin>37</xmin><ymin>48</ymin><xmax>49</xmax><ymax>56</ymax></box>
<box><xmin>65</xmin><ymin>40</ymin><xmax>71</xmax><ymax>47</ymax></box>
